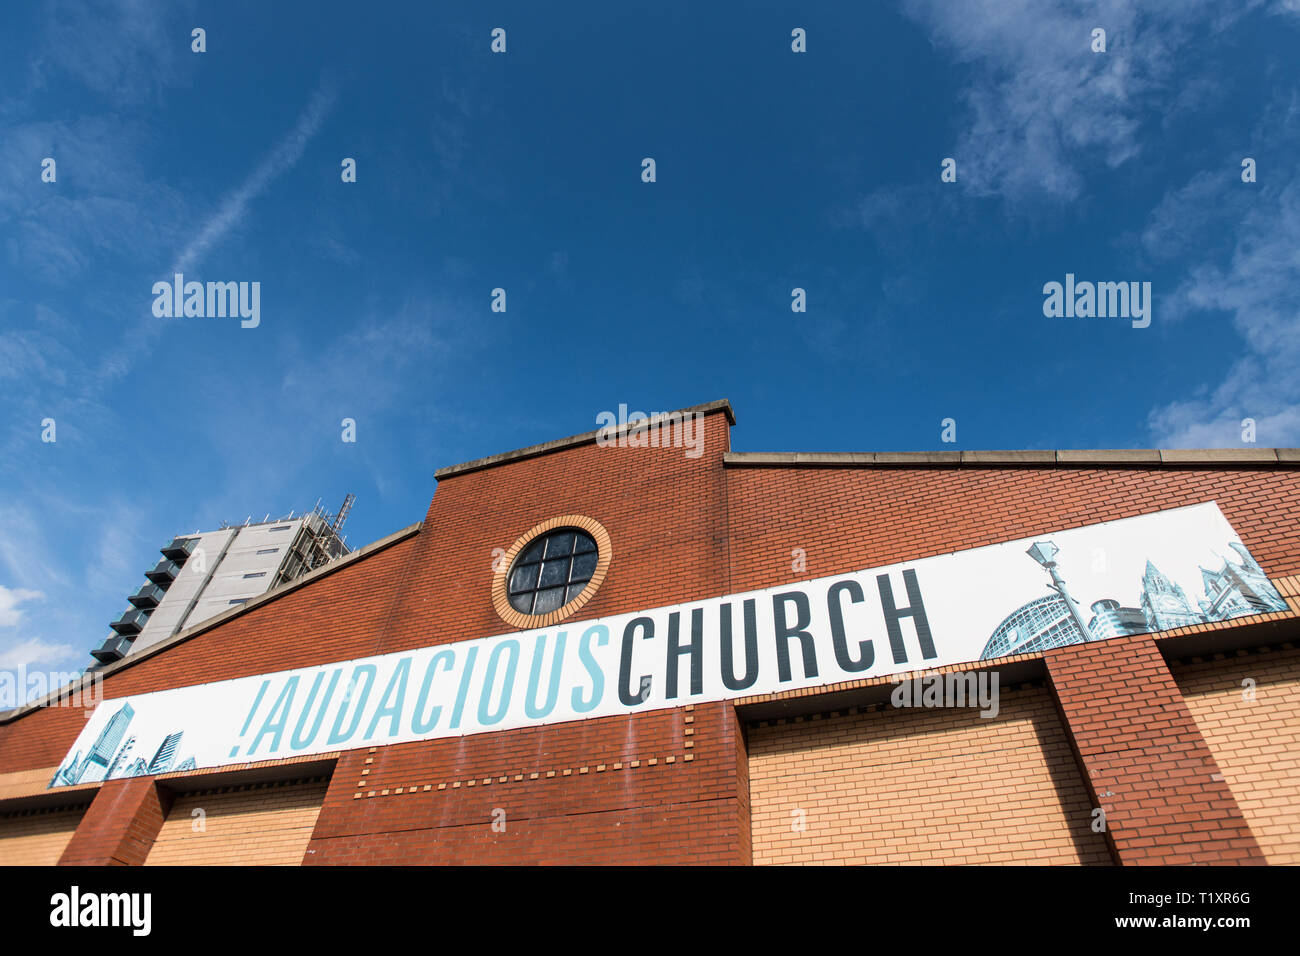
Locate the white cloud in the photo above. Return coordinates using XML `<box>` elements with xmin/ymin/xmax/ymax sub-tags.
<box><xmin>894</xmin><ymin>1</ymin><xmax>1300</xmax><ymax>446</ymax></box>
<box><xmin>1141</xmin><ymin>171</ymin><xmax>1244</xmax><ymax>265</ymax></box>
<box><xmin>0</xmin><ymin>503</ymin><xmax>64</xmax><ymax>591</ymax></box>
<box><xmin>32</xmin><ymin>0</ymin><xmax>183</xmax><ymax>103</ymax></box>
<box><xmin>1146</xmin><ymin>171</ymin><xmax>1300</xmax><ymax>446</ymax></box>
<box><xmin>279</xmin><ymin>297</ymin><xmax>450</xmax><ymax>412</ymax></box>
<box><xmin>898</xmin><ymin>0</ymin><xmax>1270</xmax><ymax>203</ymax></box>
<box><xmin>1144</xmin><ymin>84</ymin><xmax>1300</xmax><ymax>447</ymax></box>
<box><xmin>0</xmin><ymin>586</ymin><xmax>82</xmax><ymax>701</ymax></box>
<box><xmin>0</xmin><ymin>115</ymin><xmax>187</xmax><ymax>281</ymax></box>
<box><xmin>84</xmin><ymin>501</ymin><xmax>149</xmax><ymax>598</ymax></box>
<box><xmin>0</xmin><ymin>585</ymin><xmax>44</xmax><ymax>628</ymax></box>
<box><xmin>0</xmin><ymin>636</ymin><xmax>77</xmax><ymax>674</ymax></box>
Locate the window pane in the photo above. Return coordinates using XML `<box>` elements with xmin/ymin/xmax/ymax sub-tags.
<box><xmin>533</xmin><ymin>586</ymin><xmax>566</xmax><ymax>614</ymax></box>
<box><xmin>539</xmin><ymin>558</ymin><xmax>569</xmax><ymax>588</ymax></box>
<box><xmin>545</xmin><ymin>532</ymin><xmax>575</xmax><ymax>558</ymax></box>
<box><xmin>570</xmin><ymin>551</ymin><xmax>598</xmax><ymax>582</ymax></box>
<box><xmin>509</xmin><ymin>563</ymin><xmax>539</xmax><ymax>593</ymax></box>
<box><xmin>506</xmin><ymin>529</ymin><xmax>602</xmax><ymax>617</ymax></box>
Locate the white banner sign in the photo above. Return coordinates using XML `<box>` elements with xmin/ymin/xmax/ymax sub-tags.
<box><xmin>50</xmin><ymin>501</ymin><xmax>1287</xmax><ymax>787</ymax></box>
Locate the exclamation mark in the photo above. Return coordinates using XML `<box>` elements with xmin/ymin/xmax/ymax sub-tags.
<box><xmin>230</xmin><ymin>680</ymin><xmax>271</xmax><ymax>757</ymax></box>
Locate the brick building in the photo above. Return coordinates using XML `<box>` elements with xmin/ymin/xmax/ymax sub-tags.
<box><xmin>1</xmin><ymin>399</ymin><xmax>1298</xmax><ymax>866</ymax></box>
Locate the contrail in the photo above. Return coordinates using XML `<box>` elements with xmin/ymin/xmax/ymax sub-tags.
<box><xmin>171</xmin><ymin>82</ymin><xmax>336</xmax><ymax>274</ymax></box>
<box><xmin>89</xmin><ymin>82</ymin><xmax>338</xmax><ymax>393</ymax></box>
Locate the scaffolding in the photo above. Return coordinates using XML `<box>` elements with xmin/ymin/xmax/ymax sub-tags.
<box><xmin>275</xmin><ymin>494</ymin><xmax>356</xmax><ymax>585</ymax></box>
<box><xmin>213</xmin><ymin>495</ymin><xmax>355</xmax><ymax>583</ymax></box>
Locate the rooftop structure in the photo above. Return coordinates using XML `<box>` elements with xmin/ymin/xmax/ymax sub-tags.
<box><xmin>91</xmin><ymin>495</ymin><xmax>355</xmax><ymax>664</ymax></box>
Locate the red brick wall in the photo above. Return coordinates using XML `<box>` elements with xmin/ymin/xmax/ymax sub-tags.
<box><xmin>304</xmin><ymin>702</ymin><xmax>745</xmax><ymax>865</ymax></box>
<box><xmin>381</xmin><ymin>407</ymin><xmax>734</xmax><ymax>659</ymax></box>
<box><xmin>725</xmin><ymin>461</ymin><xmax>1298</xmax><ymax>866</ymax></box>
<box><xmin>724</xmin><ymin>465</ymin><xmax>1300</xmax><ymax>592</ymax></box>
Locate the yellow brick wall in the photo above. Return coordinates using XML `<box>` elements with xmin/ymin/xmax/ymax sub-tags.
<box><xmin>145</xmin><ymin>777</ymin><xmax>329</xmax><ymax>866</ymax></box>
<box><xmin>748</xmin><ymin>683</ymin><xmax>1111</xmax><ymax>865</ymax></box>
<box><xmin>1171</xmin><ymin>645</ymin><xmax>1300</xmax><ymax>865</ymax></box>
<box><xmin>0</xmin><ymin>766</ymin><xmax>67</xmax><ymax>800</ymax></box>
<box><xmin>0</xmin><ymin>805</ymin><xmax>87</xmax><ymax>865</ymax></box>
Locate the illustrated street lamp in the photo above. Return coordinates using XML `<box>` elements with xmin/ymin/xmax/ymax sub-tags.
<box><xmin>1026</xmin><ymin>540</ymin><xmax>1093</xmax><ymax>641</ymax></box>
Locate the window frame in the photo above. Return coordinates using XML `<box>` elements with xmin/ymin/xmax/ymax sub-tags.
<box><xmin>491</xmin><ymin>515</ymin><xmax>613</xmax><ymax>629</ymax></box>
<box><xmin>505</xmin><ymin>527</ymin><xmax>600</xmax><ymax>616</ymax></box>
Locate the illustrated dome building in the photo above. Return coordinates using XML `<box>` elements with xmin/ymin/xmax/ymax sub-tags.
<box><xmin>980</xmin><ymin>594</ymin><xmax>1086</xmax><ymax>659</ymax></box>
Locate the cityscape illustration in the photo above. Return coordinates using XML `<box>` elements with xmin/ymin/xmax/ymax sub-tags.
<box><xmin>980</xmin><ymin>539</ymin><xmax>1287</xmax><ymax>659</ymax></box>
<box><xmin>49</xmin><ymin>704</ymin><xmax>195</xmax><ymax>787</ymax></box>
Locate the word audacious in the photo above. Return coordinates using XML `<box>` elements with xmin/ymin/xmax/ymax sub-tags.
<box><xmin>232</xmin><ymin>571</ymin><xmax>930</xmax><ymax>759</ymax></box>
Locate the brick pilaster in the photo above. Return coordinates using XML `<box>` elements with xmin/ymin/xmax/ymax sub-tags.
<box><xmin>725</xmin><ymin>704</ymin><xmax>752</xmax><ymax>865</ymax></box>
<box><xmin>1045</xmin><ymin>633</ymin><xmax>1265</xmax><ymax>865</ymax></box>
<box><xmin>58</xmin><ymin>777</ymin><xmax>173</xmax><ymax>866</ymax></box>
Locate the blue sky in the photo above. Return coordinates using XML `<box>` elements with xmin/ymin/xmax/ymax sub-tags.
<box><xmin>3</xmin><ymin>0</ymin><xmax>1299</xmax><ymax>696</ymax></box>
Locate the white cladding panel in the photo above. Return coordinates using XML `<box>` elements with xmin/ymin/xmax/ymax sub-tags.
<box><xmin>126</xmin><ymin>520</ymin><xmax>309</xmax><ymax>657</ymax></box>
<box><xmin>174</xmin><ymin>520</ymin><xmax>305</xmax><ymax>630</ymax></box>
<box><xmin>130</xmin><ymin>529</ymin><xmax>236</xmax><ymax>654</ymax></box>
